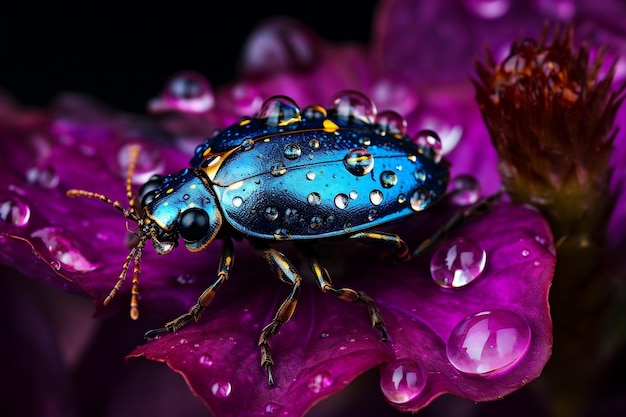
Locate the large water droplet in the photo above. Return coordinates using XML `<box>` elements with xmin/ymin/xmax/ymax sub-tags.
<box><xmin>210</xmin><ymin>381</ymin><xmax>232</xmax><ymax>398</ymax></box>
<box><xmin>0</xmin><ymin>198</ymin><xmax>31</xmax><ymax>226</ymax></box>
<box><xmin>149</xmin><ymin>71</ymin><xmax>214</xmax><ymax>113</ymax></box>
<box><xmin>31</xmin><ymin>227</ymin><xmax>99</xmax><ymax>272</ymax></box>
<box><xmin>446</xmin><ymin>309</ymin><xmax>531</xmax><ymax>375</ymax></box>
<box><xmin>308</xmin><ymin>371</ymin><xmax>333</xmax><ymax>393</ymax></box>
<box><xmin>380</xmin><ymin>358</ymin><xmax>426</xmax><ymax>404</ymax></box>
<box><xmin>369</xmin><ymin>190</ymin><xmax>384</xmax><ymax>206</ymax></box>
<box><xmin>411</xmin><ymin>130</ymin><xmax>443</xmax><ymax>162</ymax></box>
<box><xmin>430</xmin><ymin>237</ymin><xmax>487</xmax><ymax>288</ymax></box>
<box><xmin>258</xmin><ymin>95</ymin><xmax>301</xmax><ymax>126</ymax></box>
<box><xmin>331</xmin><ymin>90</ymin><xmax>377</xmax><ymax>124</ymax></box>
<box><xmin>270</xmin><ymin>162</ymin><xmax>287</xmax><ymax>177</ymax></box>
<box><xmin>26</xmin><ymin>164</ymin><xmax>59</xmax><ymax>189</ymax></box>
<box><xmin>450</xmin><ymin>175</ymin><xmax>481</xmax><ymax>206</ymax></box>
<box><xmin>463</xmin><ymin>0</ymin><xmax>511</xmax><ymax>19</ymax></box>
<box><xmin>343</xmin><ymin>148</ymin><xmax>374</xmax><ymax>176</ymax></box>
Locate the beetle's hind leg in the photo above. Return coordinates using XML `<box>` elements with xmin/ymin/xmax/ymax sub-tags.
<box><xmin>145</xmin><ymin>237</ymin><xmax>235</xmax><ymax>339</ymax></box>
<box><xmin>348</xmin><ymin>231</ymin><xmax>410</xmax><ymax>263</ymax></box>
<box><xmin>258</xmin><ymin>247</ymin><xmax>303</xmax><ymax>386</ymax></box>
<box><xmin>304</xmin><ymin>245</ymin><xmax>389</xmax><ymax>342</ymax></box>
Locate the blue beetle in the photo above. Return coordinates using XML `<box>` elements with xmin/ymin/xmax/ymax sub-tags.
<box><xmin>68</xmin><ymin>90</ymin><xmax>449</xmax><ymax>385</ymax></box>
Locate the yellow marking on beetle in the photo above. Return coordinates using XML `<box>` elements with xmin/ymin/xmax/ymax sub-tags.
<box><xmin>190</xmin><ymin>184</ymin><xmax>197</xmax><ymax>190</ymax></box>
<box><xmin>201</xmin><ymin>149</ymin><xmax>238</xmax><ymax>181</ymax></box>
<box><xmin>188</xmin><ymin>203</ymin><xmax>195</xmax><ymax>208</ymax></box>
<box><xmin>407</xmin><ymin>155</ymin><xmax>417</xmax><ymax>163</ymax></box>
<box><xmin>166</xmin><ymin>188</ymin><xmax>174</xmax><ymax>194</ymax></box>
<box><xmin>202</xmin><ymin>147</ymin><xmax>212</xmax><ymax>157</ymax></box>
<box><xmin>322</xmin><ymin>119</ymin><xmax>339</xmax><ymax>132</ymax></box>
<box><xmin>239</xmin><ymin>117</ymin><xmax>251</xmax><ymax>126</ymax></box>
<box><xmin>264</xmin><ymin>138</ymin><xmax>270</xmax><ymax>142</ymax></box>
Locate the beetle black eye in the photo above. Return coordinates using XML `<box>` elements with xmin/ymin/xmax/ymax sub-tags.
<box><xmin>178</xmin><ymin>208</ymin><xmax>210</xmax><ymax>242</ymax></box>
<box><xmin>138</xmin><ymin>175</ymin><xmax>164</xmax><ymax>207</ymax></box>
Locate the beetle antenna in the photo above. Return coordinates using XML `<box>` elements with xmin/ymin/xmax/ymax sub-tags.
<box><xmin>66</xmin><ymin>144</ymin><xmax>142</xmax><ymax>223</ymax></box>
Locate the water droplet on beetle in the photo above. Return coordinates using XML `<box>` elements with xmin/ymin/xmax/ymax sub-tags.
<box><xmin>375</xmin><ymin>110</ymin><xmax>407</xmax><ymax>136</ymax></box>
<box><xmin>367</xmin><ymin>209</ymin><xmax>378</xmax><ymax>221</ymax></box>
<box><xmin>380</xmin><ymin>358</ymin><xmax>426</xmax><ymax>404</ymax></box>
<box><xmin>211</xmin><ymin>381</ymin><xmax>232</xmax><ymax>398</ymax></box>
<box><xmin>412</xmin><ymin>130</ymin><xmax>443</xmax><ymax>162</ymax></box>
<box><xmin>26</xmin><ymin>165</ymin><xmax>59</xmax><ymax>189</ymax></box>
<box><xmin>358</xmin><ymin>136</ymin><xmax>372</xmax><ymax>146</ymax></box>
<box><xmin>413</xmin><ymin>169</ymin><xmax>426</xmax><ymax>182</ymax></box>
<box><xmin>450</xmin><ymin>175</ymin><xmax>481</xmax><ymax>206</ymax></box>
<box><xmin>308</xmin><ymin>138</ymin><xmax>320</xmax><ymax>149</ymax></box>
<box><xmin>331</xmin><ymin>90</ymin><xmax>377</xmax><ymax>124</ymax></box>
<box><xmin>31</xmin><ymin>227</ymin><xmax>99</xmax><ymax>272</ymax></box>
<box><xmin>430</xmin><ymin>237</ymin><xmax>486</xmax><ymax>288</ymax></box>
<box><xmin>369</xmin><ymin>190</ymin><xmax>384</xmax><ymax>206</ymax></box>
<box><xmin>283</xmin><ymin>143</ymin><xmax>302</xmax><ymax>160</ymax></box>
<box><xmin>334</xmin><ymin>193</ymin><xmax>349</xmax><ymax>209</ymax></box>
<box><xmin>232</xmin><ymin>196</ymin><xmax>244</xmax><ymax>207</ymax></box>
<box><xmin>310</xmin><ymin>216</ymin><xmax>323</xmax><ymax>229</ymax></box>
<box><xmin>343</xmin><ymin>148</ymin><xmax>374</xmax><ymax>176</ymax></box>
<box><xmin>258</xmin><ymin>95</ymin><xmax>301</xmax><ymax>126</ymax></box>
<box><xmin>380</xmin><ymin>170</ymin><xmax>398</xmax><ymax>188</ymax></box>
<box><xmin>264</xmin><ymin>206</ymin><xmax>278</xmax><ymax>221</ymax></box>
<box><xmin>446</xmin><ymin>309</ymin><xmax>531</xmax><ymax>375</ymax></box>
<box><xmin>410</xmin><ymin>189</ymin><xmax>430</xmax><ymax>211</ymax></box>
<box><xmin>307</xmin><ymin>192</ymin><xmax>321</xmax><ymax>206</ymax></box>
<box><xmin>308</xmin><ymin>371</ymin><xmax>333</xmax><ymax>393</ymax></box>
<box><xmin>306</xmin><ymin>171</ymin><xmax>316</xmax><ymax>181</ymax></box>
<box><xmin>270</xmin><ymin>162</ymin><xmax>287</xmax><ymax>177</ymax></box>
<box><xmin>273</xmin><ymin>228</ymin><xmax>291</xmax><ymax>240</ymax></box>
<box><xmin>241</xmin><ymin>138</ymin><xmax>255</xmax><ymax>151</ymax></box>
<box><xmin>349</xmin><ymin>190</ymin><xmax>358</xmax><ymax>200</ymax></box>
<box><xmin>0</xmin><ymin>198</ymin><xmax>31</xmax><ymax>226</ymax></box>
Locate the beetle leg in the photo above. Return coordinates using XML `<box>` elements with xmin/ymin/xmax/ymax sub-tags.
<box><xmin>411</xmin><ymin>192</ymin><xmax>502</xmax><ymax>258</ymax></box>
<box><xmin>258</xmin><ymin>247</ymin><xmax>302</xmax><ymax>386</ymax></box>
<box><xmin>144</xmin><ymin>237</ymin><xmax>235</xmax><ymax>339</ymax></box>
<box><xmin>348</xmin><ymin>231</ymin><xmax>410</xmax><ymax>263</ymax></box>
<box><xmin>306</xmin><ymin>249</ymin><xmax>389</xmax><ymax>342</ymax></box>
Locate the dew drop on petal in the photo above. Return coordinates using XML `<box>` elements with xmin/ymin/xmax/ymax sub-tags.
<box><xmin>380</xmin><ymin>358</ymin><xmax>426</xmax><ymax>404</ymax></box>
<box><xmin>0</xmin><ymin>198</ymin><xmax>31</xmax><ymax>226</ymax></box>
<box><xmin>343</xmin><ymin>148</ymin><xmax>374</xmax><ymax>176</ymax></box>
<box><xmin>522</xmin><ymin>249</ymin><xmax>530</xmax><ymax>257</ymax></box>
<box><xmin>430</xmin><ymin>237</ymin><xmax>486</xmax><ymax>288</ymax></box>
<box><xmin>308</xmin><ymin>371</ymin><xmax>333</xmax><ymax>393</ymax></box>
<box><xmin>210</xmin><ymin>381</ymin><xmax>232</xmax><ymax>398</ymax></box>
<box><xmin>264</xmin><ymin>402</ymin><xmax>284</xmax><ymax>414</ymax></box>
<box><xmin>198</xmin><ymin>353</ymin><xmax>214</xmax><ymax>368</ymax></box>
<box><xmin>446</xmin><ymin>309</ymin><xmax>531</xmax><ymax>375</ymax></box>
<box><xmin>150</xmin><ymin>71</ymin><xmax>214</xmax><ymax>114</ymax></box>
<box><xmin>450</xmin><ymin>175</ymin><xmax>481</xmax><ymax>206</ymax></box>
<box><xmin>26</xmin><ymin>165</ymin><xmax>59</xmax><ymax>189</ymax></box>
<box><xmin>532</xmin><ymin>0</ymin><xmax>576</xmax><ymax>20</ymax></box>
<box><xmin>31</xmin><ymin>227</ymin><xmax>99</xmax><ymax>272</ymax></box>
<box><xmin>463</xmin><ymin>0</ymin><xmax>511</xmax><ymax>19</ymax></box>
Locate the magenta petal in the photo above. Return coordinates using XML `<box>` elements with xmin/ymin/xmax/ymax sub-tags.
<box><xmin>129</xmin><ymin>278</ymin><xmax>394</xmax><ymax>417</ymax></box>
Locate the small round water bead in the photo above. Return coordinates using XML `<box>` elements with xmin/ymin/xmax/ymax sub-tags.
<box><xmin>430</xmin><ymin>237</ymin><xmax>486</xmax><ymax>288</ymax></box>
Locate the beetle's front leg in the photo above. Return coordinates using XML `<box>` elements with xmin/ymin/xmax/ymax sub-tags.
<box><xmin>258</xmin><ymin>246</ymin><xmax>302</xmax><ymax>386</ymax></box>
<box><xmin>145</xmin><ymin>237</ymin><xmax>235</xmax><ymax>339</ymax></box>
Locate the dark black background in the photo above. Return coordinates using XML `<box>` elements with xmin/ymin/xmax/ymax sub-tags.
<box><xmin>0</xmin><ymin>2</ymin><xmax>379</xmax><ymax>113</ymax></box>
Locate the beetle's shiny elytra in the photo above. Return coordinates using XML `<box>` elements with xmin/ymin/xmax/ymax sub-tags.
<box><xmin>67</xmin><ymin>90</ymin><xmax>449</xmax><ymax>386</ymax></box>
